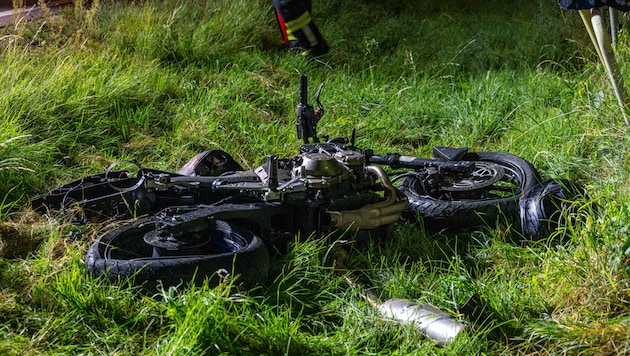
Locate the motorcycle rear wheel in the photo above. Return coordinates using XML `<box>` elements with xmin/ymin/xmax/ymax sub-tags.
<box><xmin>397</xmin><ymin>151</ymin><xmax>540</xmax><ymax>229</ymax></box>
<box><xmin>86</xmin><ymin>219</ymin><xmax>270</xmax><ymax>290</ymax></box>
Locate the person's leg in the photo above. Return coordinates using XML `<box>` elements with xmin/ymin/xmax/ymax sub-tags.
<box><xmin>272</xmin><ymin>0</ymin><xmax>329</xmax><ymax>57</ymax></box>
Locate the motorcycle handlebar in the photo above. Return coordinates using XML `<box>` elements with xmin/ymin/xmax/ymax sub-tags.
<box><xmin>368</xmin><ymin>154</ymin><xmax>475</xmax><ymax>172</ymax></box>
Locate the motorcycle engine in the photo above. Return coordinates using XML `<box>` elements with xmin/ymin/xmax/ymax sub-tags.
<box><xmin>283</xmin><ymin>143</ymin><xmax>407</xmax><ymax>238</ymax></box>
<box><xmin>293</xmin><ymin>152</ymin><xmax>351</xmax><ymax>188</ymax></box>
<box><xmin>291</xmin><ymin>144</ymin><xmax>381</xmax><ymax>211</ymax></box>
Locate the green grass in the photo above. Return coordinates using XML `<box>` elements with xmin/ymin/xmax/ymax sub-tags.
<box><xmin>2</xmin><ymin>0</ymin><xmax>630</xmax><ymax>354</ymax></box>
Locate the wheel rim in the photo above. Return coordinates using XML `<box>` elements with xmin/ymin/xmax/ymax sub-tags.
<box><xmin>401</xmin><ymin>158</ymin><xmax>530</xmax><ymax>201</ymax></box>
<box><xmin>102</xmin><ymin>219</ymin><xmax>249</xmax><ymax>260</ymax></box>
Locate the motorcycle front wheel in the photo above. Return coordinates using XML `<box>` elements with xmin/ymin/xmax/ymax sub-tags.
<box><xmin>86</xmin><ymin>219</ymin><xmax>270</xmax><ymax>290</ymax></box>
<box><xmin>396</xmin><ymin>151</ymin><xmax>540</xmax><ymax>229</ymax></box>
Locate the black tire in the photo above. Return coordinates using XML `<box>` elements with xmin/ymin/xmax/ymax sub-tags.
<box><xmin>519</xmin><ymin>179</ymin><xmax>583</xmax><ymax>241</ymax></box>
<box><xmin>397</xmin><ymin>151</ymin><xmax>541</xmax><ymax>229</ymax></box>
<box><xmin>86</xmin><ymin>219</ymin><xmax>270</xmax><ymax>290</ymax></box>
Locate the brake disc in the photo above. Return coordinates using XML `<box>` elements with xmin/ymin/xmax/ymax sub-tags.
<box><xmin>440</xmin><ymin>161</ymin><xmax>505</xmax><ymax>192</ymax></box>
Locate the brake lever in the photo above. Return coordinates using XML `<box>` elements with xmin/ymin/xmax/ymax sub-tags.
<box><xmin>315</xmin><ymin>82</ymin><xmax>324</xmax><ymax>118</ymax></box>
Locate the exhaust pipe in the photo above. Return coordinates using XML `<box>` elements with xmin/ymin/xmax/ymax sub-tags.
<box><xmin>333</xmin><ymin>250</ymin><xmax>464</xmax><ymax>345</ymax></box>
<box><xmin>378</xmin><ymin>298</ymin><xmax>463</xmax><ymax>345</ymax></box>
<box><xmin>329</xmin><ymin>165</ymin><xmax>409</xmax><ymax>230</ymax></box>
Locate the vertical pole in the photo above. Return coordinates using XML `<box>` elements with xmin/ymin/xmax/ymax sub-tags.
<box><xmin>609</xmin><ymin>7</ymin><xmax>618</xmax><ymax>48</ymax></box>
<box><xmin>579</xmin><ymin>10</ymin><xmax>605</xmax><ymax>68</ymax></box>
<box><xmin>591</xmin><ymin>7</ymin><xmax>629</xmax><ymax>124</ymax></box>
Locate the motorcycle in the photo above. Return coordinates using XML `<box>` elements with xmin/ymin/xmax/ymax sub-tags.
<box><xmin>32</xmin><ymin>76</ymin><xmax>563</xmax><ymax>290</ymax></box>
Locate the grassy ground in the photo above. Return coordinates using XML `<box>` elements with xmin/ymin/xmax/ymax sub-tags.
<box><xmin>2</xmin><ymin>0</ymin><xmax>630</xmax><ymax>354</ymax></box>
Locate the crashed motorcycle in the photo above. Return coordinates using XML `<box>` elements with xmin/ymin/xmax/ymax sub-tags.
<box><xmin>32</xmin><ymin>76</ymin><xmax>557</xmax><ymax>289</ymax></box>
